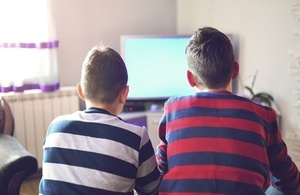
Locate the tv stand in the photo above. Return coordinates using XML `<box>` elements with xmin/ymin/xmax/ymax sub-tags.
<box><xmin>119</xmin><ymin>110</ymin><xmax>163</xmax><ymax>151</ymax></box>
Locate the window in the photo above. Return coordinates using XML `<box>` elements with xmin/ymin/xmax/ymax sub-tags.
<box><xmin>0</xmin><ymin>0</ymin><xmax>59</xmax><ymax>92</ymax></box>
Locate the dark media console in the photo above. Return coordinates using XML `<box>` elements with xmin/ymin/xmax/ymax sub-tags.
<box><xmin>123</xmin><ymin>100</ymin><xmax>166</xmax><ymax>113</ymax></box>
<box><xmin>123</xmin><ymin>104</ymin><xmax>145</xmax><ymax>112</ymax></box>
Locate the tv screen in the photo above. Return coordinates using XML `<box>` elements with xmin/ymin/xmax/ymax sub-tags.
<box><xmin>120</xmin><ymin>35</ymin><xmax>195</xmax><ymax>101</ymax></box>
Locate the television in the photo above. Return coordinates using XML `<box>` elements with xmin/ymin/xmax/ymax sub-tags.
<box><xmin>120</xmin><ymin>35</ymin><xmax>195</xmax><ymax>101</ymax></box>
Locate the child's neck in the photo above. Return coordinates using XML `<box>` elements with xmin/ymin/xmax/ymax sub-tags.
<box><xmin>198</xmin><ymin>82</ymin><xmax>232</xmax><ymax>93</ymax></box>
<box><xmin>85</xmin><ymin>101</ymin><xmax>122</xmax><ymax>115</ymax></box>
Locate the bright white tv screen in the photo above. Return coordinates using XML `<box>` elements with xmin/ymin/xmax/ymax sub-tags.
<box><xmin>120</xmin><ymin>35</ymin><xmax>195</xmax><ymax>100</ymax></box>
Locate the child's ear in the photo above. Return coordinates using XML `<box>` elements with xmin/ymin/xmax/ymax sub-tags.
<box><xmin>232</xmin><ymin>61</ymin><xmax>239</xmax><ymax>79</ymax></box>
<box><xmin>119</xmin><ymin>86</ymin><xmax>129</xmax><ymax>104</ymax></box>
<box><xmin>76</xmin><ymin>82</ymin><xmax>85</xmax><ymax>101</ymax></box>
<box><xmin>187</xmin><ymin>70</ymin><xmax>197</xmax><ymax>87</ymax></box>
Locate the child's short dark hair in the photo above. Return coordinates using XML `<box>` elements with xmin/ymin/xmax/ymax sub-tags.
<box><xmin>185</xmin><ymin>27</ymin><xmax>235</xmax><ymax>89</ymax></box>
<box><xmin>80</xmin><ymin>44</ymin><xmax>128</xmax><ymax>104</ymax></box>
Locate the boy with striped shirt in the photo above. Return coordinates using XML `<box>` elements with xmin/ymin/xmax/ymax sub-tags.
<box><xmin>156</xmin><ymin>27</ymin><xmax>300</xmax><ymax>195</ymax></box>
<box><xmin>39</xmin><ymin>44</ymin><xmax>160</xmax><ymax>195</ymax></box>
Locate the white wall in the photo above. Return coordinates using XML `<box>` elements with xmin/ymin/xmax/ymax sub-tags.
<box><xmin>52</xmin><ymin>0</ymin><xmax>177</xmax><ymax>86</ymax></box>
<box><xmin>176</xmin><ymin>0</ymin><xmax>300</xmax><ymax>136</ymax></box>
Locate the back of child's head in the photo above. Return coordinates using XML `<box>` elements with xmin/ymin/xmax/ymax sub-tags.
<box><xmin>185</xmin><ymin>27</ymin><xmax>235</xmax><ymax>89</ymax></box>
<box><xmin>80</xmin><ymin>44</ymin><xmax>128</xmax><ymax>104</ymax></box>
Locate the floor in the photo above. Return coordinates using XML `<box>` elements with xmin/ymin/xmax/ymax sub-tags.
<box><xmin>20</xmin><ymin>171</ymin><xmax>41</xmax><ymax>195</ymax></box>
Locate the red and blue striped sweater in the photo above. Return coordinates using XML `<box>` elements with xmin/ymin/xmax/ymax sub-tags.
<box><xmin>156</xmin><ymin>91</ymin><xmax>300</xmax><ymax>195</ymax></box>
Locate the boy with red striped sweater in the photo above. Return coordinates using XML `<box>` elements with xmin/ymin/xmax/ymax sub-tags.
<box><xmin>156</xmin><ymin>27</ymin><xmax>300</xmax><ymax>195</ymax></box>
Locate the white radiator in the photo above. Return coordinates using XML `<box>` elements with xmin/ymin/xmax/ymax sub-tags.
<box><xmin>285</xmin><ymin>134</ymin><xmax>300</xmax><ymax>169</ymax></box>
<box><xmin>1</xmin><ymin>86</ymin><xmax>79</xmax><ymax>168</ymax></box>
